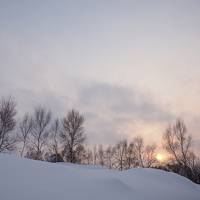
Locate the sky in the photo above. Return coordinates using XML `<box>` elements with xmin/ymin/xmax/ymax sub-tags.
<box><xmin>0</xmin><ymin>0</ymin><xmax>200</xmax><ymax>151</ymax></box>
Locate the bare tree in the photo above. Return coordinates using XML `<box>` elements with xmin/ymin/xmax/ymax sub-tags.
<box><xmin>113</xmin><ymin>140</ymin><xmax>127</xmax><ymax>171</ymax></box>
<box><xmin>190</xmin><ymin>156</ymin><xmax>200</xmax><ymax>184</ymax></box>
<box><xmin>82</xmin><ymin>146</ymin><xmax>93</xmax><ymax>165</ymax></box>
<box><xmin>105</xmin><ymin>145</ymin><xmax>114</xmax><ymax>169</ymax></box>
<box><xmin>163</xmin><ymin>119</ymin><xmax>192</xmax><ymax>167</ymax></box>
<box><xmin>92</xmin><ymin>145</ymin><xmax>98</xmax><ymax>165</ymax></box>
<box><xmin>133</xmin><ymin>136</ymin><xmax>144</xmax><ymax>167</ymax></box>
<box><xmin>97</xmin><ymin>144</ymin><xmax>105</xmax><ymax>166</ymax></box>
<box><xmin>143</xmin><ymin>144</ymin><xmax>157</xmax><ymax>168</ymax></box>
<box><xmin>125</xmin><ymin>142</ymin><xmax>137</xmax><ymax>169</ymax></box>
<box><xmin>17</xmin><ymin>114</ymin><xmax>33</xmax><ymax>157</ymax></box>
<box><xmin>0</xmin><ymin>97</ymin><xmax>17</xmax><ymax>152</ymax></box>
<box><xmin>130</xmin><ymin>136</ymin><xmax>157</xmax><ymax>168</ymax></box>
<box><xmin>28</xmin><ymin>107</ymin><xmax>51</xmax><ymax>160</ymax></box>
<box><xmin>48</xmin><ymin>118</ymin><xmax>61</xmax><ymax>162</ymax></box>
<box><xmin>60</xmin><ymin>109</ymin><xmax>86</xmax><ymax>163</ymax></box>
<box><xmin>73</xmin><ymin>144</ymin><xmax>86</xmax><ymax>164</ymax></box>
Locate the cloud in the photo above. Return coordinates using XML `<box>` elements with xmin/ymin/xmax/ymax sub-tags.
<box><xmin>78</xmin><ymin>82</ymin><xmax>173</xmax><ymax>122</ymax></box>
<box><xmin>75</xmin><ymin>82</ymin><xmax>174</xmax><ymax>144</ymax></box>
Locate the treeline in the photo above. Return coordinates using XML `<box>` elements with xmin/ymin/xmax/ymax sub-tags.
<box><xmin>0</xmin><ymin>97</ymin><xmax>199</xmax><ymax>184</ymax></box>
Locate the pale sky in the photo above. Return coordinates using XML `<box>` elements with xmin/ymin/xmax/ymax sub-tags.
<box><xmin>0</xmin><ymin>1</ymin><xmax>200</xmax><ymax>150</ymax></box>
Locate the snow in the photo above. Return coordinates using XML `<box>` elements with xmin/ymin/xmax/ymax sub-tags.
<box><xmin>0</xmin><ymin>154</ymin><xmax>200</xmax><ymax>200</ymax></box>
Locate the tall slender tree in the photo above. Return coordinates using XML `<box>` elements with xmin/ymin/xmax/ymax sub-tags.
<box><xmin>0</xmin><ymin>97</ymin><xmax>16</xmax><ymax>152</ymax></box>
<box><xmin>28</xmin><ymin>107</ymin><xmax>51</xmax><ymax>160</ymax></box>
<box><xmin>60</xmin><ymin>109</ymin><xmax>86</xmax><ymax>163</ymax></box>
<box><xmin>163</xmin><ymin>119</ymin><xmax>192</xmax><ymax>167</ymax></box>
<box><xmin>18</xmin><ymin>113</ymin><xmax>33</xmax><ymax>157</ymax></box>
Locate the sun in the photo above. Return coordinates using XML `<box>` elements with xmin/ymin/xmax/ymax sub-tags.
<box><xmin>156</xmin><ymin>153</ymin><xmax>165</xmax><ymax>162</ymax></box>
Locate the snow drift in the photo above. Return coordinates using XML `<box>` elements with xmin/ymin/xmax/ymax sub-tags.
<box><xmin>0</xmin><ymin>154</ymin><xmax>199</xmax><ymax>200</ymax></box>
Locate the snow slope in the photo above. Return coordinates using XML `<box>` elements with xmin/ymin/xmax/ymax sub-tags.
<box><xmin>0</xmin><ymin>154</ymin><xmax>200</xmax><ymax>200</ymax></box>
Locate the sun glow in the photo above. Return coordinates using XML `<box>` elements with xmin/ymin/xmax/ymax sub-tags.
<box><xmin>156</xmin><ymin>153</ymin><xmax>166</xmax><ymax>162</ymax></box>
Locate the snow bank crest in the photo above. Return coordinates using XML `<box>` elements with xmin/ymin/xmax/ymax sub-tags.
<box><xmin>0</xmin><ymin>154</ymin><xmax>199</xmax><ymax>200</ymax></box>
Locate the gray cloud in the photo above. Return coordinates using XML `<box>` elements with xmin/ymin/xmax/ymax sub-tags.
<box><xmin>78</xmin><ymin>82</ymin><xmax>173</xmax><ymax>122</ymax></box>
<box><xmin>74</xmin><ymin>82</ymin><xmax>174</xmax><ymax>144</ymax></box>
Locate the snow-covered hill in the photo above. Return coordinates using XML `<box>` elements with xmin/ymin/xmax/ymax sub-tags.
<box><xmin>0</xmin><ymin>154</ymin><xmax>199</xmax><ymax>200</ymax></box>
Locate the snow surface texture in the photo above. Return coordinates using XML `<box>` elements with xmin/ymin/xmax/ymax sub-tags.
<box><xmin>0</xmin><ymin>154</ymin><xmax>200</xmax><ymax>200</ymax></box>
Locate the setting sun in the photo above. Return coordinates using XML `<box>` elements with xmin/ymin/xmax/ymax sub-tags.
<box><xmin>156</xmin><ymin>153</ymin><xmax>166</xmax><ymax>162</ymax></box>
